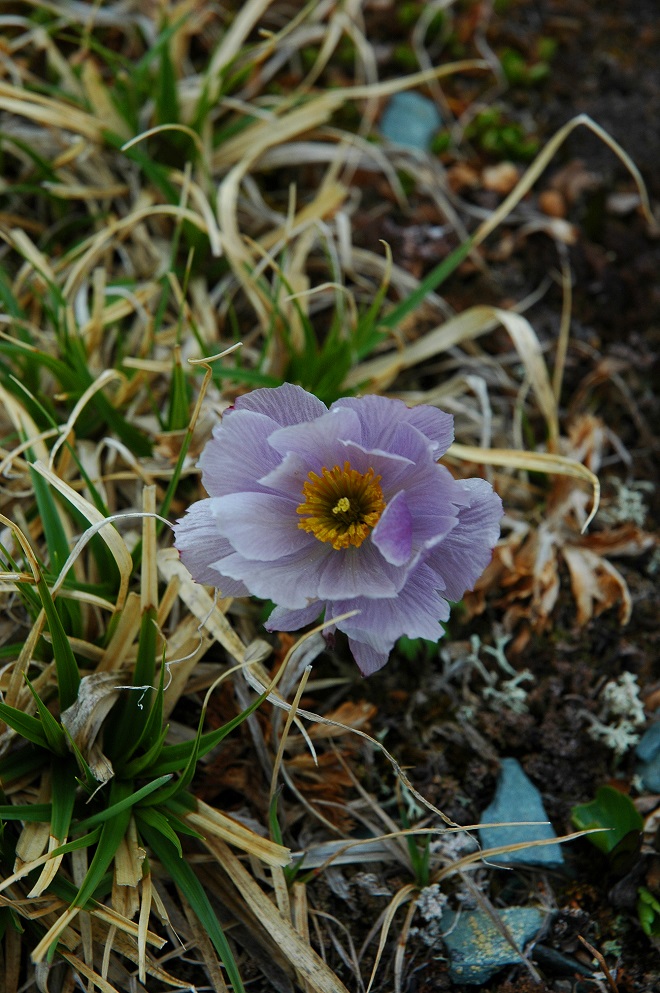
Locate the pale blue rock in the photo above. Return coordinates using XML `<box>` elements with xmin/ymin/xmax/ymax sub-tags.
<box><xmin>636</xmin><ymin>718</ymin><xmax>660</xmax><ymax>792</ymax></box>
<box><xmin>479</xmin><ymin>758</ymin><xmax>564</xmax><ymax>868</ymax></box>
<box><xmin>442</xmin><ymin>906</ymin><xmax>545</xmax><ymax>984</ymax></box>
<box><xmin>379</xmin><ymin>91</ymin><xmax>442</xmax><ymax>151</ymax></box>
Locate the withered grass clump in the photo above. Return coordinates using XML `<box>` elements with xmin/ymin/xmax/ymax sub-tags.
<box><xmin>0</xmin><ymin>1</ymin><xmax>654</xmax><ymax>991</ymax></box>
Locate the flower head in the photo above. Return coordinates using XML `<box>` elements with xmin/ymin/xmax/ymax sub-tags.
<box><xmin>174</xmin><ymin>384</ymin><xmax>503</xmax><ymax>675</ymax></box>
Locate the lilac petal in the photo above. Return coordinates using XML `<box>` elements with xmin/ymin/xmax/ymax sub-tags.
<box><xmin>404</xmin><ymin>405</ymin><xmax>454</xmax><ymax>457</ymax></box>
<box><xmin>348</xmin><ymin>638</ymin><xmax>390</xmax><ymax>677</ymax></box>
<box><xmin>317</xmin><ymin>540</ymin><xmax>401</xmax><ymax>600</ymax></box>
<box><xmin>174</xmin><ymin>499</ymin><xmax>249</xmax><ymax>595</ymax></box>
<box><xmin>234</xmin><ymin>383</ymin><xmax>327</xmax><ymax>425</ymax></box>
<box><xmin>217</xmin><ymin>543</ymin><xmax>328</xmax><ymax>609</ymax></box>
<box><xmin>426</xmin><ymin>477</ymin><xmax>503</xmax><ymax>601</ymax></box>
<box><xmin>267</xmin><ymin>407</ymin><xmax>362</xmax><ymax>469</ymax></box>
<box><xmin>332</xmin><ymin>395</ymin><xmax>454</xmax><ymax>458</ymax></box>
<box><xmin>371</xmin><ymin>491</ymin><xmax>413</xmax><ymax>565</ymax></box>
<box><xmin>199</xmin><ymin>410</ymin><xmax>284</xmax><ymax>497</ymax></box>
<box><xmin>335</xmin><ymin>563</ymin><xmax>450</xmax><ymax>645</ymax></box>
<box><xmin>211</xmin><ymin>492</ymin><xmax>310</xmax><ymax>560</ymax></box>
<box><xmin>265</xmin><ymin>601</ymin><xmax>324</xmax><ymax>632</ymax></box>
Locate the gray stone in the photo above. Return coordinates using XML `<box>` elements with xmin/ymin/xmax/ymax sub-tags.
<box><xmin>442</xmin><ymin>906</ymin><xmax>545</xmax><ymax>984</ymax></box>
<box><xmin>636</xmin><ymin>718</ymin><xmax>660</xmax><ymax>763</ymax></box>
<box><xmin>636</xmin><ymin>718</ymin><xmax>660</xmax><ymax>791</ymax></box>
<box><xmin>479</xmin><ymin>758</ymin><xmax>564</xmax><ymax>868</ymax></box>
<box><xmin>379</xmin><ymin>91</ymin><xmax>442</xmax><ymax>151</ymax></box>
<box><xmin>637</xmin><ymin>752</ymin><xmax>660</xmax><ymax>792</ymax></box>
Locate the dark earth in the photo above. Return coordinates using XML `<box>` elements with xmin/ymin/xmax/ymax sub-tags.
<box><xmin>201</xmin><ymin>1</ymin><xmax>660</xmax><ymax>991</ymax></box>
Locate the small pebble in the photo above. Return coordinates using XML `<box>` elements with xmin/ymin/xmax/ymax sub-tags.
<box><xmin>539</xmin><ymin>189</ymin><xmax>567</xmax><ymax>217</ymax></box>
<box><xmin>379</xmin><ymin>91</ymin><xmax>442</xmax><ymax>151</ymax></box>
<box><xmin>479</xmin><ymin>757</ymin><xmax>564</xmax><ymax>868</ymax></box>
<box><xmin>482</xmin><ymin>161</ymin><xmax>520</xmax><ymax>195</ymax></box>
<box><xmin>442</xmin><ymin>906</ymin><xmax>544</xmax><ymax>984</ymax></box>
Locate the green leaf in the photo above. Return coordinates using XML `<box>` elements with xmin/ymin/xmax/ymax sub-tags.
<box><xmin>147</xmin><ymin>688</ymin><xmax>269</xmax><ymax>777</ymax></box>
<box><xmin>637</xmin><ymin>886</ymin><xmax>660</xmax><ymax>937</ymax></box>
<box><xmin>24</xmin><ymin>678</ymin><xmax>68</xmax><ymax>756</ymax></box>
<box><xmin>33</xmin><ymin>568</ymin><xmax>80</xmax><ymax>712</ymax></box>
<box><xmin>167</xmin><ymin>351</ymin><xmax>190</xmax><ymax>431</ymax></box>
<box><xmin>0</xmin><ymin>804</ymin><xmax>52</xmax><ymax>822</ymax></box>
<box><xmin>73</xmin><ymin>774</ymin><xmax>173</xmax><ymax>835</ymax></box>
<box><xmin>109</xmin><ymin>607</ymin><xmax>157</xmax><ymax>766</ymax></box>
<box><xmin>135</xmin><ymin>806</ymin><xmax>183</xmax><ymax>857</ymax></box>
<box><xmin>571</xmin><ymin>785</ymin><xmax>643</xmax><ymax>856</ymax></box>
<box><xmin>380</xmin><ymin>237</ymin><xmax>475</xmax><ymax>331</ymax></box>
<box><xmin>71</xmin><ymin>782</ymin><xmax>134</xmax><ymax>909</ymax></box>
<box><xmin>0</xmin><ymin>701</ymin><xmax>49</xmax><ymax>749</ymax></box>
<box><xmin>49</xmin><ymin>758</ymin><xmax>77</xmax><ymax>841</ymax></box>
<box><xmin>140</xmin><ymin>824</ymin><xmax>245</xmax><ymax>991</ymax></box>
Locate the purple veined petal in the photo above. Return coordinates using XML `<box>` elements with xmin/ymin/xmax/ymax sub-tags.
<box><xmin>216</xmin><ymin>543</ymin><xmax>331</xmax><ymax>609</ymax></box>
<box><xmin>267</xmin><ymin>406</ymin><xmax>362</xmax><ymax>469</ymax></box>
<box><xmin>347</xmin><ymin>637</ymin><xmax>391</xmax><ymax>677</ymax></box>
<box><xmin>371</xmin><ymin>490</ymin><xmax>413</xmax><ymax>565</ymax></box>
<box><xmin>404</xmin><ymin>405</ymin><xmax>454</xmax><ymax>457</ymax></box>
<box><xmin>265</xmin><ymin>601</ymin><xmax>325</xmax><ymax>633</ymax></box>
<box><xmin>334</xmin><ymin>562</ymin><xmax>451</xmax><ymax>645</ymax></box>
<box><xmin>211</xmin><ymin>492</ymin><xmax>311</xmax><ymax>561</ymax></box>
<box><xmin>199</xmin><ymin>410</ymin><xmax>284</xmax><ymax>497</ymax></box>
<box><xmin>426</xmin><ymin>477</ymin><xmax>503</xmax><ymax>601</ymax></box>
<box><xmin>316</xmin><ymin>539</ymin><xmax>402</xmax><ymax>599</ymax></box>
<box><xmin>233</xmin><ymin>382</ymin><xmax>327</xmax><ymax>425</ymax></box>
<box><xmin>174</xmin><ymin>499</ymin><xmax>250</xmax><ymax>595</ymax></box>
<box><xmin>332</xmin><ymin>394</ymin><xmax>454</xmax><ymax>458</ymax></box>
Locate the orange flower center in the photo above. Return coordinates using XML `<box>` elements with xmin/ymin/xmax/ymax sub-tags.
<box><xmin>296</xmin><ymin>461</ymin><xmax>386</xmax><ymax>550</ymax></box>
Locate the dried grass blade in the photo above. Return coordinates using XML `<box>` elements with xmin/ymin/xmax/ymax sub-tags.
<box><xmin>448</xmin><ymin>444</ymin><xmax>600</xmax><ymax>531</ymax></box>
<box><xmin>365</xmin><ymin>883</ymin><xmax>416</xmax><ymax>993</ymax></box>
<box><xmin>30</xmin><ymin>461</ymin><xmax>131</xmax><ymax>609</ymax></box>
<box><xmin>206</xmin><ymin>836</ymin><xmax>352</xmax><ymax>993</ymax></box>
<box><xmin>472</xmin><ymin>113</ymin><xmax>656</xmax><ymax>249</ymax></box>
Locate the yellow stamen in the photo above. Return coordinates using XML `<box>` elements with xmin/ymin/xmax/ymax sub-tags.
<box><xmin>297</xmin><ymin>461</ymin><xmax>386</xmax><ymax>550</ymax></box>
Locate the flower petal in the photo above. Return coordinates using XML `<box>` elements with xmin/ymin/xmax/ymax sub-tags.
<box><xmin>371</xmin><ymin>491</ymin><xmax>413</xmax><ymax>565</ymax></box>
<box><xmin>348</xmin><ymin>637</ymin><xmax>390</xmax><ymax>677</ymax></box>
<box><xmin>217</xmin><ymin>544</ymin><xmax>329</xmax><ymax>609</ymax></box>
<box><xmin>211</xmin><ymin>492</ymin><xmax>310</xmax><ymax>560</ymax></box>
<box><xmin>235</xmin><ymin>382</ymin><xmax>327</xmax><ymax>425</ymax></box>
<box><xmin>266</xmin><ymin>406</ymin><xmax>362</xmax><ymax>469</ymax></box>
<box><xmin>332</xmin><ymin>394</ymin><xmax>454</xmax><ymax>457</ymax></box>
<box><xmin>317</xmin><ymin>540</ymin><xmax>401</xmax><ymax>599</ymax></box>
<box><xmin>174</xmin><ymin>499</ymin><xmax>249</xmax><ymax>595</ymax></box>
<box><xmin>265</xmin><ymin>601</ymin><xmax>324</xmax><ymax>632</ymax></box>
<box><xmin>335</xmin><ymin>562</ymin><xmax>450</xmax><ymax>645</ymax></box>
<box><xmin>199</xmin><ymin>410</ymin><xmax>284</xmax><ymax>497</ymax></box>
<box><xmin>426</xmin><ymin>477</ymin><xmax>503</xmax><ymax>601</ymax></box>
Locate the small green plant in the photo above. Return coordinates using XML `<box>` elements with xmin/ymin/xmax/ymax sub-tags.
<box><xmin>571</xmin><ymin>785</ymin><xmax>643</xmax><ymax>858</ymax></box>
<box><xmin>465</xmin><ymin>106</ymin><xmax>540</xmax><ymax>161</ymax></box>
<box><xmin>499</xmin><ymin>42</ymin><xmax>556</xmax><ymax>88</ymax></box>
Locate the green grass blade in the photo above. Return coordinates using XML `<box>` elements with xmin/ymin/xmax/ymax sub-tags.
<box><xmin>34</xmin><ymin>567</ymin><xmax>80</xmax><ymax>711</ymax></box>
<box><xmin>0</xmin><ymin>702</ymin><xmax>49</xmax><ymax>750</ymax></box>
<box><xmin>73</xmin><ymin>774</ymin><xmax>172</xmax><ymax>834</ymax></box>
<box><xmin>122</xmin><ymin>724</ymin><xmax>169</xmax><ymax>779</ymax></box>
<box><xmin>49</xmin><ymin>758</ymin><xmax>77</xmax><ymax>841</ymax></box>
<box><xmin>140</xmin><ymin>824</ymin><xmax>245</xmax><ymax>992</ymax></box>
<box><xmin>0</xmin><ymin>804</ymin><xmax>53</xmax><ymax>822</ymax></box>
<box><xmin>71</xmin><ymin>782</ymin><xmax>134</xmax><ymax>909</ymax></box>
<box><xmin>24</xmin><ymin>679</ymin><xmax>68</xmax><ymax>756</ymax></box>
<box><xmin>146</xmin><ymin>688</ymin><xmax>269</xmax><ymax>777</ymax></box>
<box><xmin>108</xmin><ymin>606</ymin><xmax>157</xmax><ymax>765</ymax></box>
<box><xmin>380</xmin><ymin>236</ymin><xmax>475</xmax><ymax>331</ymax></box>
<box><xmin>135</xmin><ymin>807</ymin><xmax>183</xmax><ymax>857</ymax></box>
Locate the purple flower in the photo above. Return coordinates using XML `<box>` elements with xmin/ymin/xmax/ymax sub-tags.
<box><xmin>174</xmin><ymin>384</ymin><xmax>502</xmax><ymax>675</ymax></box>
